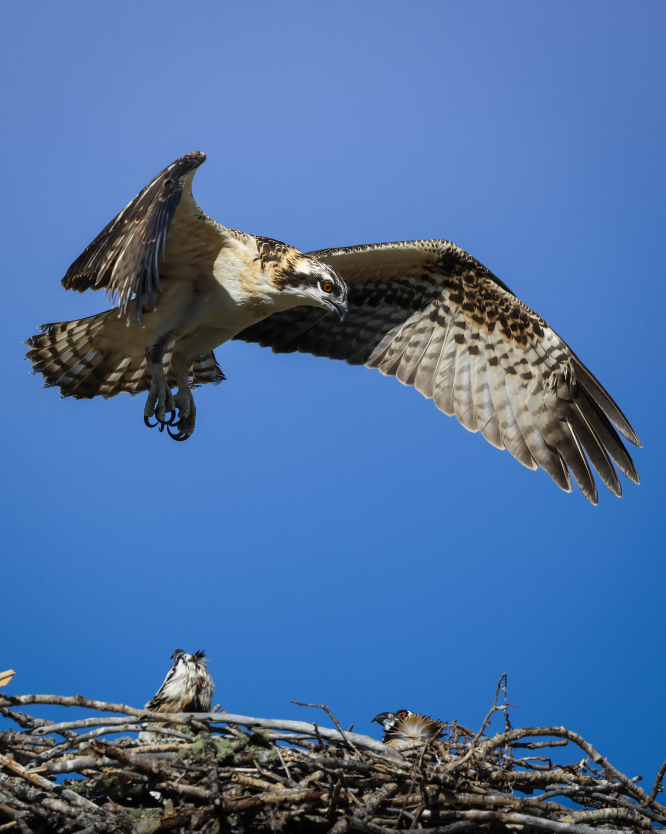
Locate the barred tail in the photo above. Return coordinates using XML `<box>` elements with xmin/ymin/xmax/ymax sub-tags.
<box><xmin>26</xmin><ymin>311</ymin><xmax>225</xmax><ymax>400</ymax></box>
<box><xmin>189</xmin><ymin>352</ymin><xmax>226</xmax><ymax>390</ymax></box>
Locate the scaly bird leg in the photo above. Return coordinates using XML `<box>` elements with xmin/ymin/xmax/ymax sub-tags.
<box><xmin>144</xmin><ymin>355</ymin><xmax>175</xmax><ymax>429</ymax></box>
<box><xmin>167</xmin><ymin>351</ymin><xmax>196</xmax><ymax>441</ymax></box>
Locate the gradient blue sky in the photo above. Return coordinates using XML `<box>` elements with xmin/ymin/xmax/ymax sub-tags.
<box><xmin>2</xmin><ymin>0</ymin><xmax>665</xmax><ymax>784</ymax></box>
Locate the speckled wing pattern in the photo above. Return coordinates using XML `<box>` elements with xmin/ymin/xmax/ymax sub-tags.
<box><xmin>234</xmin><ymin>240</ymin><xmax>640</xmax><ymax>503</ymax></box>
<box><xmin>61</xmin><ymin>151</ymin><xmax>207</xmax><ymax>325</ymax></box>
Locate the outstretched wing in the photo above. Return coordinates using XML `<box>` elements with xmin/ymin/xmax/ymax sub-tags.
<box><xmin>62</xmin><ymin>151</ymin><xmax>207</xmax><ymax>325</ymax></box>
<box><xmin>235</xmin><ymin>240</ymin><xmax>641</xmax><ymax>503</ymax></box>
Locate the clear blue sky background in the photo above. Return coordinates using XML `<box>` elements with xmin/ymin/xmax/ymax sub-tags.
<box><xmin>2</xmin><ymin>0</ymin><xmax>665</xmax><ymax>784</ymax></box>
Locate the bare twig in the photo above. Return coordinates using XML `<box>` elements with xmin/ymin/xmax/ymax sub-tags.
<box><xmin>512</xmin><ymin>739</ymin><xmax>569</xmax><ymax>750</ymax></box>
<box><xmin>0</xmin><ymin>687</ymin><xmax>662</xmax><ymax>834</ymax></box>
<box><xmin>444</xmin><ymin>673</ymin><xmax>508</xmax><ymax>774</ymax></box>
<box><xmin>292</xmin><ymin>700</ymin><xmax>363</xmax><ymax>758</ymax></box>
<box><xmin>477</xmin><ymin>725</ymin><xmax>665</xmax><ymax>814</ymax></box>
<box><xmin>0</xmin><ymin>695</ymin><xmax>401</xmax><ymax>761</ymax></box>
<box><xmin>647</xmin><ymin>757</ymin><xmax>666</xmax><ymax>807</ymax></box>
<box><xmin>275</xmin><ymin>745</ymin><xmax>293</xmax><ymax>783</ymax></box>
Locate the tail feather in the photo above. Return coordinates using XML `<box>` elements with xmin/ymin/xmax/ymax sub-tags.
<box><xmin>26</xmin><ymin>312</ymin><xmax>225</xmax><ymax>399</ymax></box>
<box><xmin>190</xmin><ymin>352</ymin><xmax>226</xmax><ymax>389</ymax></box>
<box><xmin>27</xmin><ymin>311</ymin><xmax>118</xmax><ymax>399</ymax></box>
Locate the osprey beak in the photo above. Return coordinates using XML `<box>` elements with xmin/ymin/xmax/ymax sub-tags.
<box><xmin>371</xmin><ymin>712</ymin><xmax>390</xmax><ymax>725</ymax></box>
<box><xmin>325</xmin><ymin>297</ymin><xmax>349</xmax><ymax>323</ymax></box>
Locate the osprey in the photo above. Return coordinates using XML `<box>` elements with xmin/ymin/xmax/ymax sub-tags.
<box><xmin>372</xmin><ymin>710</ymin><xmax>444</xmax><ymax>750</ymax></box>
<box><xmin>140</xmin><ymin>649</ymin><xmax>214</xmax><ymax>743</ymax></box>
<box><xmin>371</xmin><ymin>710</ymin><xmax>413</xmax><ymax>734</ymax></box>
<box><xmin>27</xmin><ymin>152</ymin><xmax>641</xmax><ymax>503</ymax></box>
<box><xmin>145</xmin><ymin>649</ymin><xmax>215</xmax><ymax>715</ymax></box>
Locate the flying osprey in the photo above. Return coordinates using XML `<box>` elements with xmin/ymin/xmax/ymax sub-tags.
<box><xmin>372</xmin><ymin>710</ymin><xmax>444</xmax><ymax>750</ymax></box>
<box><xmin>26</xmin><ymin>152</ymin><xmax>640</xmax><ymax>503</ymax></box>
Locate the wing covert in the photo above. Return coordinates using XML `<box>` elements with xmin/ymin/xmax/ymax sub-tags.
<box><xmin>235</xmin><ymin>239</ymin><xmax>640</xmax><ymax>503</ymax></box>
<box><xmin>61</xmin><ymin>151</ymin><xmax>207</xmax><ymax>325</ymax></box>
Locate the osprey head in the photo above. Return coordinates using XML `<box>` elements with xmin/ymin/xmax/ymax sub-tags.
<box><xmin>190</xmin><ymin>650</ymin><xmax>209</xmax><ymax>665</ymax></box>
<box><xmin>171</xmin><ymin>649</ymin><xmax>208</xmax><ymax>666</ymax></box>
<box><xmin>280</xmin><ymin>256</ymin><xmax>349</xmax><ymax>322</ymax></box>
<box><xmin>383</xmin><ymin>712</ymin><xmax>444</xmax><ymax>749</ymax></box>
<box><xmin>371</xmin><ymin>710</ymin><xmax>412</xmax><ymax>732</ymax></box>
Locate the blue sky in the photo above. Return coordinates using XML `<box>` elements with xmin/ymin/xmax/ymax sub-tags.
<box><xmin>2</xmin><ymin>0</ymin><xmax>665</xmax><ymax>785</ymax></box>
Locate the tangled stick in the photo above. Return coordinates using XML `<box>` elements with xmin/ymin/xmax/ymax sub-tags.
<box><xmin>0</xmin><ymin>678</ymin><xmax>664</xmax><ymax>834</ymax></box>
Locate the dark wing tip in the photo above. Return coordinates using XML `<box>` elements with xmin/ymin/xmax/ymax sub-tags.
<box><xmin>185</xmin><ymin>151</ymin><xmax>206</xmax><ymax>166</ymax></box>
<box><xmin>59</xmin><ymin>151</ymin><xmax>208</xmax><ymax>319</ymax></box>
<box><xmin>571</xmin><ymin>355</ymin><xmax>641</xmax><ymax>447</ymax></box>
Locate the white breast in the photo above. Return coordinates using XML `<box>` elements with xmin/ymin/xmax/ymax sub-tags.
<box><xmin>203</xmin><ymin>239</ymin><xmax>299</xmax><ymax>336</ymax></box>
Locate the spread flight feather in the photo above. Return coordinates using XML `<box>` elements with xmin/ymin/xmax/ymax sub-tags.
<box><xmin>26</xmin><ymin>152</ymin><xmax>641</xmax><ymax>502</ymax></box>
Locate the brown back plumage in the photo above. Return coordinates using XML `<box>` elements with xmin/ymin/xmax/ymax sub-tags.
<box><xmin>235</xmin><ymin>239</ymin><xmax>641</xmax><ymax>503</ymax></box>
<box><xmin>25</xmin><ymin>151</ymin><xmax>642</xmax><ymax>488</ymax></box>
<box><xmin>383</xmin><ymin>713</ymin><xmax>444</xmax><ymax>750</ymax></box>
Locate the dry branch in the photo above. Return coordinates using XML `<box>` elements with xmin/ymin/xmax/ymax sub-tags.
<box><xmin>1</xmin><ymin>681</ymin><xmax>664</xmax><ymax>834</ymax></box>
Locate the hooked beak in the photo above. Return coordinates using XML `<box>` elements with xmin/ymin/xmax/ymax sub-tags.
<box><xmin>324</xmin><ymin>297</ymin><xmax>349</xmax><ymax>323</ymax></box>
<box><xmin>371</xmin><ymin>712</ymin><xmax>390</xmax><ymax>726</ymax></box>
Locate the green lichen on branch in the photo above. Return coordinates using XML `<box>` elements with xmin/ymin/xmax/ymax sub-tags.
<box><xmin>0</xmin><ymin>685</ymin><xmax>665</xmax><ymax>834</ymax></box>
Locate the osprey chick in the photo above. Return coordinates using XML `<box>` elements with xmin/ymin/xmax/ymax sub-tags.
<box><xmin>371</xmin><ymin>710</ymin><xmax>413</xmax><ymax>734</ymax></box>
<box><xmin>145</xmin><ymin>649</ymin><xmax>215</xmax><ymax>715</ymax></box>
<box><xmin>372</xmin><ymin>710</ymin><xmax>444</xmax><ymax>750</ymax></box>
<box><xmin>27</xmin><ymin>152</ymin><xmax>641</xmax><ymax>502</ymax></box>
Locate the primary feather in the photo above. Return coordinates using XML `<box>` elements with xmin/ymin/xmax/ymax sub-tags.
<box><xmin>237</xmin><ymin>239</ymin><xmax>641</xmax><ymax>503</ymax></box>
<box><xmin>26</xmin><ymin>152</ymin><xmax>641</xmax><ymax>500</ymax></box>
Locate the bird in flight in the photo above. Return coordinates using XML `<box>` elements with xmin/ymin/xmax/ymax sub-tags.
<box><xmin>372</xmin><ymin>710</ymin><xmax>444</xmax><ymax>750</ymax></box>
<box><xmin>26</xmin><ymin>152</ymin><xmax>640</xmax><ymax>503</ymax></box>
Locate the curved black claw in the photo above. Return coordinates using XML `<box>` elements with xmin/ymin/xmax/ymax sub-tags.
<box><xmin>152</xmin><ymin>409</ymin><xmax>177</xmax><ymax>432</ymax></box>
<box><xmin>144</xmin><ymin>415</ymin><xmax>158</xmax><ymax>428</ymax></box>
<box><xmin>167</xmin><ymin>425</ymin><xmax>191</xmax><ymax>441</ymax></box>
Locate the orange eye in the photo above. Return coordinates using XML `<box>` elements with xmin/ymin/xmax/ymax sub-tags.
<box><xmin>322</xmin><ymin>282</ymin><xmax>333</xmax><ymax>293</ymax></box>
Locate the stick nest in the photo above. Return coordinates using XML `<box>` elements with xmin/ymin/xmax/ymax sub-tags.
<box><xmin>1</xmin><ymin>677</ymin><xmax>665</xmax><ymax>834</ymax></box>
